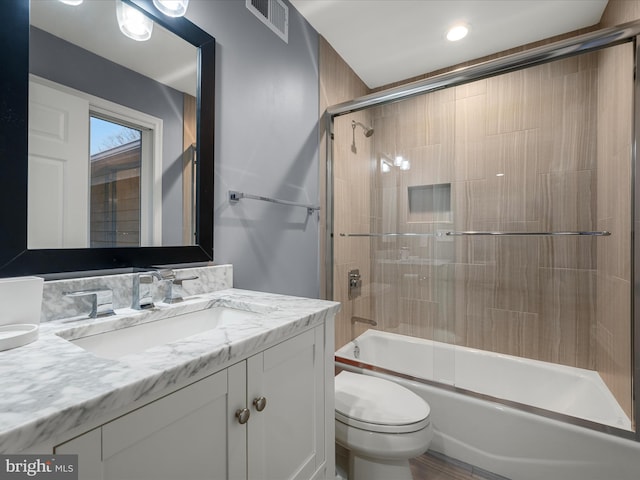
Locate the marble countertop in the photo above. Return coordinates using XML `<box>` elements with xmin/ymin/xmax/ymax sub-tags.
<box><xmin>0</xmin><ymin>288</ymin><xmax>340</xmax><ymax>453</ymax></box>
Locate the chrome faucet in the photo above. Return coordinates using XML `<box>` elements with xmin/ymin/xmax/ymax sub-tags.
<box><xmin>131</xmin><ymin>271</ymin><xmax>165</xmax><ymax>310</ymax></box>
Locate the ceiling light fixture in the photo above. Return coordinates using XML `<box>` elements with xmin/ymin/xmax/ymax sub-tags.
<box><xmin>58</xmin><ymin>0</ymin><xmax>84</xmax><ymax>5</ymax></box>
<box><xmin>446</xmin><ymin>23</ymin><xmax>469</xmax><ymax>42</ymax></box>
<box><xmin>394</xmin><ymin>155</ymin><xmax>404</xmax><ymax>167</ymax></box>
<box><xmin>116</xmin><ymin>0</ymin><xmax>154</xmax><ymax>41</ymax></box>
<box><xmin>153</xmin><ymin>0</ymin><xmax>189</xmax><ymax>17</ymax></box>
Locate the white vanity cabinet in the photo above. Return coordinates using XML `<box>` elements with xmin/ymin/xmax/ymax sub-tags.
<box><xmin>54</xmin><ymin>325</ymin><xmax>329</xmax><ymax>480</ymax></box>
<box><xmin>56</xmin><ymin>367</ymin><xmax>240</xmax><ymax>479</ymax></box>
<box><xmin>247</xmin><ymin>327</ymin><xmax>325</xmax><ymax>480</ymax></box>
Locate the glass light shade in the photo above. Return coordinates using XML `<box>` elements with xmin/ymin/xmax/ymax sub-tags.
<box><xmin>153</xmin><ymin>0</ymin><xmax>189</xmax><ymax>17</ymax></box>
<box><xmin>116</xmin><ymin>0</ymin><xmax>154</xmax><ymax>42</ymax></box>
<box><xmin>400</xmin><ymin>160</ymin><xmax>411</xmax><ymax>171</ymax></box>
<box><xmin>58</xmin><ymin>0</ymin><xmax>84</xmax><ymax>5</ymax></box>
<box><xmin>381</xmin><ymin>160</ymin><xmax>391</xmax><ymax>173</ymax></box>
<box><xmin>394</xmin><ymin>155</ymin><xmax>404</xmax><ymax>167</ymax></box>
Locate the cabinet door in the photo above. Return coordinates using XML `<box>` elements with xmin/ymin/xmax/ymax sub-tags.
<box><xmin>247</xmin><ymin>327</ymin><xmax>325</xmax><ymax>480</ymax></box>
<box><xmin>55</xmin><ymin>428</ymin><xmax>103</xmax><ymax>480</ymax></box>
<box><xmin>100</xmin><ymin>368</ymin><xmax>245</xmax><ymax>480</ymax></box>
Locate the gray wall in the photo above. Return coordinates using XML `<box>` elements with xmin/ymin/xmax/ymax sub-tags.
<box><xmin>29</xmin><ymin>27</ymin><xmax>185</xmax><ymax>246</ymax></box>
<box><xmin>186</xmin><ymin>1</ymin><xmax>320</xmax><ymax>298</ymax></box>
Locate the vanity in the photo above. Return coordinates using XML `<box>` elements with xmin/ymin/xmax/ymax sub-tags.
<box><xmin>0</xmin><ymin>265</ymin><xmax>339</xmax><ymax>480</ymax></box>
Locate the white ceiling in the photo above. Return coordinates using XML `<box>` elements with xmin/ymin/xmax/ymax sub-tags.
<box><xmin>290</xmin><ymin>0</ymin><xmax>609</xmax><ymax>89</ymax></box>
<box><xmin>30</xmin><ymin>1</ymin><xmax>198</xmax><ymax>96</ymax></box>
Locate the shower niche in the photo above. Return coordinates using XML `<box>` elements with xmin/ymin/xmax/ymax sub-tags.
<box><xmin>407</xmin><ymin>183</ymin><xmax>452</xmax><ymax>223</ymax></box>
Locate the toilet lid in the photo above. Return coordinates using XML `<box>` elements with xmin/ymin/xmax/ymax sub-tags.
<box><xmin>335</xmin><ymin>371</ymin><xmax>430</xmax><ymax>434</ymax></box>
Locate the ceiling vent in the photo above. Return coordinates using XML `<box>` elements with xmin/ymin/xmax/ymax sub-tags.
<box><xmin>246</xmin><ymin>0</ymin><xmax>289</xmax><ymax>44</ymax></box>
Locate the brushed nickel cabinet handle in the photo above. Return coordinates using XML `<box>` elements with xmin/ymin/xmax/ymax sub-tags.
<box><xmin>253</xmin><ymin>396</ymin><xmax>267</xmax><ymax>412</ymax></box>
<box><xmin>236</xmin><ymin>408</ymin><xmax>250</xmax><ymax>424</ymax></box>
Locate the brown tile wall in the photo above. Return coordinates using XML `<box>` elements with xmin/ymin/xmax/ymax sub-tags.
<box><xmin>319</xmin><ymin>39</ymin><xmax>373</xmax><ymax>348</ymax></box>
<box><xmin>367</xmin><ymin>53</ymin><xmax>608</xmax><ymax>368</ymax></box>
<box><xmin>596</xmin><ymin>0</ymin><xmax>638</xmax><ymax>430</ymax></box>
<box><xmin>595</xmin><ymin>42</ymin><xmax>633</xmax><ymax>419</ymax></box>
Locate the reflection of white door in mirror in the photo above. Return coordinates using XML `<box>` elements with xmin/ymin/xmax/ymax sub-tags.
<box><xmin>28</xmin><ymin>77</ymin><xmax>163</xmax><ymax>249</ymax></box>
<box><xmin>28</xmin><ymin>81</ymin><xmax>89</xmax><ymax>249</ymax></box>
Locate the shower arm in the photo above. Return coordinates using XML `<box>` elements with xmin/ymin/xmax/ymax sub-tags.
<box><xmin>351</xmin><ymin>120</ymin><xmax>374</xmax><ymax>137</ymax></box>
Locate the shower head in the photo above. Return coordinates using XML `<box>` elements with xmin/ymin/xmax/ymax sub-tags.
<box><xmin>352</xmin><ymin>120</ymin><xmax>374</xmax><ymax>138</ymax></box>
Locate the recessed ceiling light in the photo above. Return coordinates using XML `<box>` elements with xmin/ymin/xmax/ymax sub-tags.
<box><xmin>446</xmin><ymin>24</ymin><xmax>469</xmax><ymax>42</ymax></box>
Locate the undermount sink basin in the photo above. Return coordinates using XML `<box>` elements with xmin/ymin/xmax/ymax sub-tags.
<box><xmin>70</xmin><ymin>307</ymin><xmax>259</xmax><ymax>360</ymax></box>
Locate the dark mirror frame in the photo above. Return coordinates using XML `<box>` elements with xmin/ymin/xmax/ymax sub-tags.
<box><xmin>0</xmin><ymin>0</ymin><xmax>215</xmax><ymax>277</ymax></box>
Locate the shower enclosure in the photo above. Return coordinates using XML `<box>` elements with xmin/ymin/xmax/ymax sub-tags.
<box><xmin>326</xmin><ymin>22</ymin><xmax>640</xmax><ymax>441</ymax></box>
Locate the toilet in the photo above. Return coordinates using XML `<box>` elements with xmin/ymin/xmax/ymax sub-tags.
<box><xmin>334</xmin><ymin>371</ymin><xmax>433</xmax><ymax>480</ymax></box>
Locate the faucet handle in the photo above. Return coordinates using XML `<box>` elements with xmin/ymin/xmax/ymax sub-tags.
<box><xmin>171</xmin><ymin>274</ymin><xmax>199</xmax><ymax>286</ymax></box>
<box><xmin>157</xmin><ymin>269</ymin><xmax>176</xmax><ymax>281</ymax></box>
<box><xmin>138</xmin><ymin>273</ymin><xmax>157</xmax><ymax>285</ymax></box>
<box><xmin>164</xmin><ymin>274</ymin><xmax>199</xmax><ymax>304</ymax></box>
<box><xmin>65</xmin><ymin>289</ymin><xmax>115</xmax><ymax>319</ymax></box>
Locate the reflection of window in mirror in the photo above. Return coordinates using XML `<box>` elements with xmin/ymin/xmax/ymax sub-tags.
<box><xmin>90</xmin><ymin>116</ymin><xmax>142</xmax><ymax>248</ymax></box>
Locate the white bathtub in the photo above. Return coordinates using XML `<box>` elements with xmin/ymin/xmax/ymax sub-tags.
<box><xmin>335</xmin><ymin>330</ymin><xmax>640</xmax><ymax>480</ymax></box>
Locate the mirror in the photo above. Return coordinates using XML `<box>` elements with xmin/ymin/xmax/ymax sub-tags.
<box><xmin>0</xmin><ymin>0</ymin><xmax>215</xmax><ymax>276</ymax></box>
<box><xmin>29</xmin><ymin>0</ymin><xmax>199</xmax><ymax>249</ymax></box>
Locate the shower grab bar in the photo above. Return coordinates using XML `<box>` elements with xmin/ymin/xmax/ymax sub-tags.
<box><xmin>445</xmin><ymin>231</ymin><xmax>611</xmax><ymax>236</ymax></box>
<box><xmin>340</xmin><ymin>233</ymin><xmax>437</xmax><ymax>237</ymax></box>
<box><xmin>229</xmin><ymin>190</ymin><xmax>320</xmax><ymax>215</ymax></box>
<box><xmin>340</xmin><ymin>231</ymin><xmax>611</xmax><ymax>237</ymax></box>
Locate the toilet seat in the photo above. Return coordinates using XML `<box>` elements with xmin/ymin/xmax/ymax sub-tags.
<box><xmin>335</xmin><ymin>371</ymin><xmax>430</xmax><ymax>434</ymax></box>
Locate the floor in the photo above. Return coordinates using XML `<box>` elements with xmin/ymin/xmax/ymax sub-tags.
<box><xmin>337</xmin><ymin>444</ymin><xmax>509</xmax><ymax>480</ymax></box>
<box><xmin>410</xmin><ymin>452</ymin><xmax>509</xmax><ymax>480</ymax></box>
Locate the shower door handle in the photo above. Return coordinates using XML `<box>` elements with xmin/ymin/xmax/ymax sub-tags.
<box><xmin>445</xmin><ymin>230</ymin><xmax>611</xmax><ymax>236</ymax></box>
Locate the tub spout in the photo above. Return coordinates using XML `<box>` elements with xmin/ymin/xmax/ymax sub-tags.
<box><xmin>351</xmin><ymin>316</ymin><xmax>377</xmax><ymax>327</ymax></box>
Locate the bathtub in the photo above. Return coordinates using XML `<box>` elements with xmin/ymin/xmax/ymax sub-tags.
<box><xmin>335</xmin><ymin>329</ymin><xmax>640</xmax><ymax>480</ymax></box>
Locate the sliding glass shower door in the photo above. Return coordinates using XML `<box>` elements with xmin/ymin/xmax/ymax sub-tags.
<box><xmin>332</xmin><ymin>41</ymin><xmax>634</xmax><ymax>433</ymax></box>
